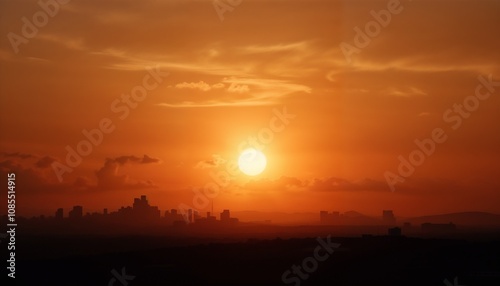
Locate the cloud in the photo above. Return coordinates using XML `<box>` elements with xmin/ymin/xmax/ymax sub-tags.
<box><xmin>159</xmin><ymin>77</ymin><xmax>311</xmax><ymax>108</ymax></box>
<box><xmin>141</xmin><ymin>154</ymin><xmax>161</xmax><ymax>164</ymax></box>
<box><xmin>239</xmin><ymin>41</ymin><xmax>311</xmax><ymax>54</ymax></box>
<box><xmin>35</xmin><ymin>156</ymin><xmax>57</xmax><ymax>168</ymax></box>
<box><xmin>1</xmin><ymin>152</ymin><xmax>36</xmax><ymax>159</ymax></box>
<box><xmin>0</xmin><ymin>153</ymin><xmax>161</xmax><ymax>194</ymax></box>
<box><xmin>227</xmin><ymin>82</ymin><xmax>250</xmax><ymax>93</ymax></box>
<box><xmin>175</xmin><ymin>81</ymin><xmax>225</xmax><ymax>92</ymax></box>
<box><xmin>241</xmin><ymin>176</ymin><xmax>389</xmax><ymax>194</ymax></box>
<box><xmin>309</xmin><ymin>177</ymin><xmax>387</xmax><ymax>192</ymax></box>
<box><xmin>74</xmin><ymin>176</ymin><xmax>91</xmax><ymax>188</ymax></box>
<box><xmin>158</xmin><ymin>100</ymin><xmax>273</xmax><ymax>108</ymax></box>
<box><xmin>384</xmin><ymin>86</ymin><xmax>428</xmax><ymax>97</ymax></box>
<box><xmin>243</xmin><ymin>176</ymin><xmax>309</xmax><ymax>193</ymax></box>
<box><xmin>0</xmin><ymin>159</ymin><xmax>72</xmax><ymax>194</ymax></box>
<box><xmin>110</xmin><ymin>155</ymin><xmax>161</xmax><ymax>165</ymax></box>
<box><xmin>95</xmin><ymin>155</ymin><xmax>160</xmax><ymax>190</ymax></box>
<box><xmin>195</xmin><ymin>154</ymin><xmax>226</xmax><ymax>169</ymax></box>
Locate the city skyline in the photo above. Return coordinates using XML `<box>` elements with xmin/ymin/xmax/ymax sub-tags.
<box><xmin>1</xmin><ymin>1</ymin><xmax>500</xmax><ymax>219</ymax></box>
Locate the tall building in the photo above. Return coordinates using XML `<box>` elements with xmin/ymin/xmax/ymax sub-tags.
<box><xmin>220</xmin><ymin>210</ymin><xmax>230</xmax><ymax>222</ymax></box>
<box><xmin>55</xmin><ymin>208</ymin><xmax>63</xmax><ymax>220</ymax></box>
<box><xmin>69</xmin><ymin>206</ymin><xmax>83</xmax><ymax>219</ymax></box>
<box><xmin>133</xmin><ymin>195</ymin><xmax>150</xmax><ymax>210</ymax></box>
<box><xmin>116</xmin><ymin>195</ymin><xmax>161</xmax><ymax>220</ymax></box>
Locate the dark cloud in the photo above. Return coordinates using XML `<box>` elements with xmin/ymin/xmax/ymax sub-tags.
<box><xmin>244</xmin><ymin>176</ymin><xmax>308</xmax><ymax>193</ymax></box>
<box><xmin>195</xmin><ymin>154</ymin><xmax>226</xmax><ymax>169</ymax></box>
<box><xmin>141</xmin><ymin>154</ymin><xmax>161</xmax><ymax>164</ymax></box>
<box><xmin>111</xmin><ymin>155</ymin><xmax>161</xmax><ymax>166</ymax></box>
<box><xmin>0</xmin><ymin>159</ymin><xmax>71</xmax><ymax>194</ymax></box>
<box><xmin>310</xmin><ymin>177</ymin><xmax>387</xmax><ymax>192</ymax></box>
<box><xmin>95</xmin><ymin>155</ymin><xmax>159</xmax><ymax>190</ymax></box>
<box><xmin>35</xmin><ymin>156</ymin><xmax>57</xmax><ymax>168</ymax></box>
<box><xmin>0</xmin><ymin>153</ymin><xmax>161</xmax><ymax>194</ymax></box>
<box><xmin>74</xmin><ymin>176</ymin><xmax>91</xmax><ymax>188</ymax></box>
<box><xmin>244</xmin><ymin>176</ymin><xmax>389</xmax><ymax>193</ymax></box>
<box><xmin>1</xmin><ymin>152</ymin><xmax>36</xmax><ymax>159</ymax></box>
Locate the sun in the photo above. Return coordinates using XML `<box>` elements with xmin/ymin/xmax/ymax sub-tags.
<box><xmin>238</xmin><ymin>148</ymin><xmax>267</xmax><ymax>176</ymax></box>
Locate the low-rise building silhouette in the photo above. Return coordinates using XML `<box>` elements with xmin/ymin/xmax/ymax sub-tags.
<box><xmin>388</xmin><ymin>227</ymin><xmax>402</xmax><ymax>236</ymax></box>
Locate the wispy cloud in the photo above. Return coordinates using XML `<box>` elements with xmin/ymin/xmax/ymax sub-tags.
<box><xmin>160</xmin><ymin>77</ymin><xmax>311</xmax><ymax>108</ymax></box>
<box><xmin>195</xmin><ymin>154</ymin><xmax>226</xmax><ymax>169</ymax></box>
<box><xmin>175</xmin><ymin>81</ymin><xmax>225</xmax><ymax>92</ymax></box>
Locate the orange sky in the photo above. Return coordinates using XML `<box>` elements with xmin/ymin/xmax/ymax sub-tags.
<box><xmin>1</xmin><ymin>0</ymin><xmax>499</xmax><ymax>218</ymax></box>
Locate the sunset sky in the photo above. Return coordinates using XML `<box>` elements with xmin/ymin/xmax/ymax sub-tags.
<box><xmin>1</xmin><ymin>0</ymin><xmax>499</xmax><ymax>218</ymax></box>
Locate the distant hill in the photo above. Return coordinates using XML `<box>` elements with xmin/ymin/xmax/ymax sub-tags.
<box><xmin>232</xmin><ymin>211</ymin><xmax>317</xmax><ymax>225</ymax></box>
<box><xmin>232</xmin><ymin>210</ymin><xmax>380</xmax><ymax>225</ymax></box>
<box><xmin>406</xmin><ymin>212</ymin><xmax>500</xmax><ymax>226</ymax></box>
<box><xmin>233</xmin><ymin>211</ymin><xmax>500</xmax><ymax>226</ymax></box>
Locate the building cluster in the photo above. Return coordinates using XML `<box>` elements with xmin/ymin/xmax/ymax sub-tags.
<box><xmin>319</xmin><ymin>210</ymin><xmax>398</xmax><ymax>225</ymax></box>
<box><xmin>320</xmin><ymin>209</ymin><xmax>458</xmax><ymax>237</ymax></box>
<box><xmin>54</xmin><ymin>195</ymin><xmax>239</xmax><ymax>227</ymax></box>
<box><xmin>320</xmin><ymin>210</ymin><xmax>397</xmax><ymax>225</ymax></box>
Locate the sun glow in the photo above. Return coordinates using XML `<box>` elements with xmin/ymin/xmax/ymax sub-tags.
<box><xmin>238</xmin><ymin>148</ymin><xmax>267</xmax><ymax>176</ymax></box>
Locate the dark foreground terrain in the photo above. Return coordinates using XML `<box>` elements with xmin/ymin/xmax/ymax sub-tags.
<box><xmin>4</xmin><ymin>233</ymin><xmax>500</xmax><ymax>286</ymax></box>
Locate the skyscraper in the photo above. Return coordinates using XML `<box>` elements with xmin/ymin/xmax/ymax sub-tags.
<box><xmin>220</xmin><ymin>209</ymin><xmax>230</xmax><ymax>222</ymax></box>
<box><xmin>69</xmin><ymin>206</ymin><xmax>83</xmax><ymax>219</ymax></box>
<box><xmin>55</xmin><ymin>208</ymin><xmax>63</xmax><ymax>220</ymax></box>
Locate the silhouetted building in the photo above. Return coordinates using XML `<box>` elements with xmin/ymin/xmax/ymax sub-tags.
<box><xmin>388</xmin><ymin>227</ymin><xmax>402</xmax><ymax>236</ymax></box>
<box><xmin>116</xmin><ymin>195</ymin><xmax>160</xmax><ymax>220</ymax></box>
<box><xmin>218</xmin><ymin>210</ymin><xmax>238</xmax><ymax>224</ymax></box>
<box><xmin>55</xmin><ymin>208</ymin><xmax>63</xmax><ymax>220</ymax></box>
<box><xmin>383</xmin><ymin>210</ymin><xmax>396</xmax><ymax>224</ymax></box>
<box><xmin>221</xmin><ymin>210</ymin><xmax>230</xmax><ymax>222</ymax></box>
<box><xmin>164</xmin><ymin>209</ymin><xmax>185</xmax><ymax>225</ymax></box>
<box><xmin>69</xmin><ymin>206</ymin><xmax>83</xmax><ymax>219</ymax></box>
<box><xmin>207</xmin><ymin>212</ymin><xmax>217</xmax><ymax>221</ymax></box>
<box><xmin>188</xmin><ymin>209</ymin><xmax>193</xmax><ymax>223</ymax></box>
<box><xmin>194</xmin><ymin>210</ymin><xmax>201</xmax><ymax>221</ymax></box>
